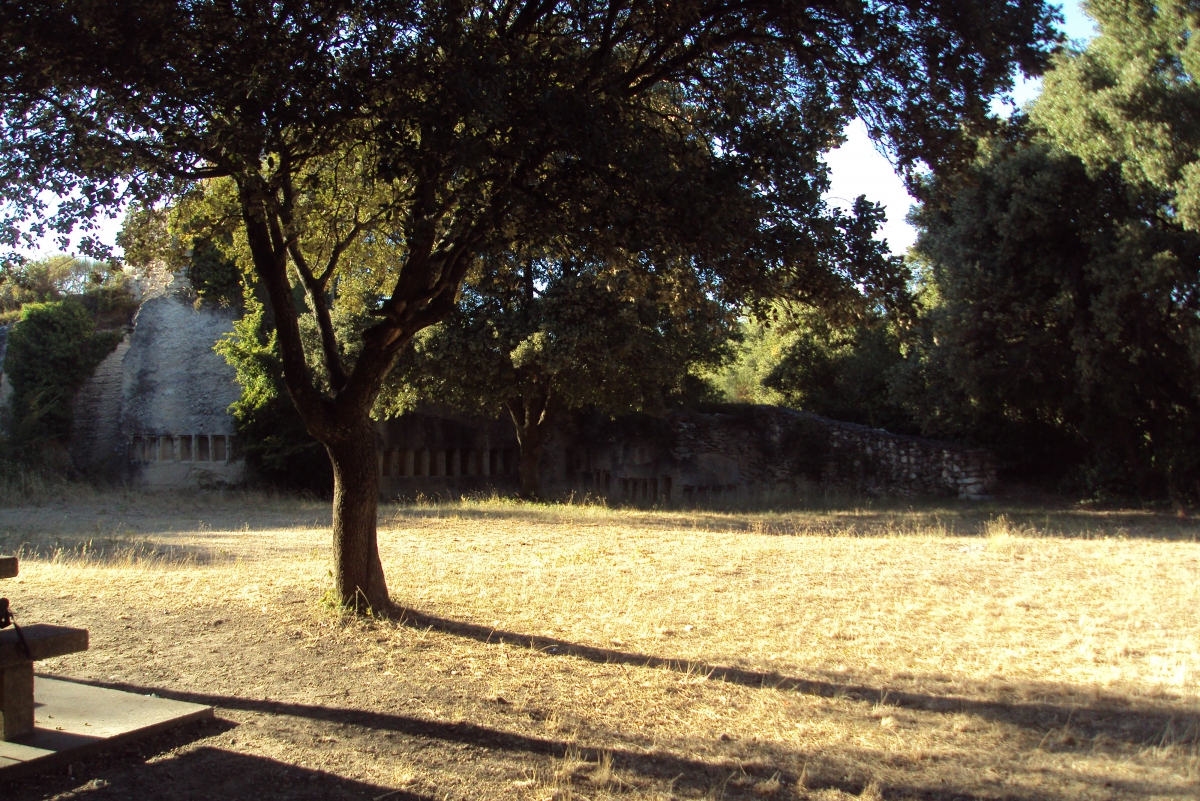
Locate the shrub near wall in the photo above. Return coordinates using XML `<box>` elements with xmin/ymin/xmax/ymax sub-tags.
<box><xmin>4</xmin><ymin>300</ymin><xmax>122</xmax><ymax>449</ymax></box>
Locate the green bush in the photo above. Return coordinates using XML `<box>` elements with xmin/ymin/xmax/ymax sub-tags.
<box><xmin>214</xmin><ymin>303</ymin><xmax>333</xmax><ymax>494</ymax></box>
<box><xmin>4</xmin><ymin>300</ymin><xmax>122</xmax><ymax>448</ymax></box>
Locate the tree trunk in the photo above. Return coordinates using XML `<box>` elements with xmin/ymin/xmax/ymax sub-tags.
<box><xmin>516</xmin><ymin>420</ymin><xmax>545</xmax><ymax>498</ymax></box>
<box><xmin>508</xmin><ymin>391</ymin><xmax>552</xmax><ymax>499</ymax></box>
<box><xmin>326</xmin><ymin>420</ymin><xmax>390</xmax><ymax>613</ymax></box>
<box><xmin>238</xmin><ymin>181</ymin><xmax>416</xmax><ymax>614</ymax></box>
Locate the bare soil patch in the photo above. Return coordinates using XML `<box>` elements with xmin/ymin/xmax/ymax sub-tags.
<box><xmin>0</xmin><ymin>492</ymin><xmax>1196</xmax><ymax>800</ymax></box>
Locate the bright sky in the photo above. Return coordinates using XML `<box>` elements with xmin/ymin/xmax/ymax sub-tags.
<box><xmin>824</xmin><ymin>1</ymin><xmax>1098</xmax><ymax>254</ymax></box>
<box><xmin>26</xmin><ymin>2</ymin><xmax>1099</xmax><ymax>261</ymax></box>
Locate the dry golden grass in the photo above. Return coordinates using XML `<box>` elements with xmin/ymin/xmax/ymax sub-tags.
<box><xmin>1</xmin><ymin>491</ymin><xmax>1198</xmax><ymax>800</ymax></box>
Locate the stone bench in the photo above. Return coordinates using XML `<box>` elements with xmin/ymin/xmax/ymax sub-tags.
<box><xmin>1</xmin><ymin>556</ymin><xmax>89</xmax><ymax>741</ymax></box>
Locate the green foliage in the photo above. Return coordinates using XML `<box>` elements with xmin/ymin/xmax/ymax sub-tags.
<box><xmin>4</xmin><ymin>300</ymin><xmax>122</xmax><ymax>447</ymax></box>
<box><xmin>417</xmin><ymin>268</ymin><xmax>734</xmax><ymax>410</ymax></box>
<box><xmin>713</xmin><ymin>308</ymin><xmax>916</xmax><ymax>433</ymax></box>
<box><xmin>1031</xmin><ymin>0</ymin><xmax>1200</xmax><ymax>229</ymax></box>
<box><xmin>902</xmin><ymin>130</ymin><xmax>1200</xmax><ymax>497</ymax></box>
<box><xmin>116</xmin><ymin>203</ymin><xmax>177</xmax><ymax>272</ymax></box>
<box><xmin>187</xmin><ymin>238</ymin><xmax>242</xmax><ymax>307</ymax></box>
<box><xmin>762</xmin><ymin>310</ymin><xmax>916</xmax><ymax>434</ymax></box>
<box><xmin>407</xmin><ymin>263</ymin><xmax>732</xmax><ymax>418</ymax></box>
<box><xmin>711</xmin><ymin>318</ymin><xmax>788</xmax><ymax>406</ymax></box>
<box><xmin>214</xmin><ymin>301</ymin><xmax>332</xmax><ymax>494</ymax></box>
<box><xmin>0</xmin><ymin>254</ymin><xmax>122</xmax><ymax>321</ymax></box>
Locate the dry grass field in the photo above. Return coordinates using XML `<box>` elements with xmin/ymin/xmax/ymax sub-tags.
<box><xmin>0</xmin><ymin>489</ymin><xmax>1197</xmax><ymax>800</ymax></box>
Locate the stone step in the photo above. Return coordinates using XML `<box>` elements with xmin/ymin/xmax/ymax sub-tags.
<box><xmin>0</xmin><ymin>625</ymin><xmax>89</xmax><ymax>670</ymax></box>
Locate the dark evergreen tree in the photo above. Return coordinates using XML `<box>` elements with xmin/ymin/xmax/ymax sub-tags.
<box><xmin>901</xmin><ymin>130</ymin><xmax>1200</xmax><ymax>497</ymax></box>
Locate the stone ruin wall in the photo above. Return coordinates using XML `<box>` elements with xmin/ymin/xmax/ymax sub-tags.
<box><xmin>374</xmin><ymin>405</ymin><xmax>999</xmax><ymax>503</ymax></box>
<box><xmin>69</xmin><ymin>337</ymin><xmax>131</xmax><ymax>476</ymax></box>
<box><xmin>2</xmin><ymin>275</ymin><xmax>998</xmax><ymax>501</ymax></box>
<box><xmin>819</xmin><ymin>417</ymin><xmax>997</xmax><ymax>499</ymax></box>
<box><xmin>546</xmin><ymin>405</ymin><xmax>999</xmax><ymax>503</ymax></box>
<box><xmin>68</xmin><ymin>274</ymin><xmax>246</xmax><ymax>486</ymax></box>
<box><xmin>376</xmin><ymin>410</ymin><xmax>520</xmax><ymax>497</ymax></box>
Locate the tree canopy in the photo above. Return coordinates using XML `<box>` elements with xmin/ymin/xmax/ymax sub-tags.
<box><xmin>0</xmin><ymin>0</ymin><xmax>1059</xmax><ymax>610</ymax></box>
<box><xmin>886</xmin><ymin>3</ymin><xmax>1200</xmax><ymax>499</ymax></box>
<box><xmin>1032</xmin><ymin>0</ymin><xmax>1200</xmax><ymax>229</ymax></box>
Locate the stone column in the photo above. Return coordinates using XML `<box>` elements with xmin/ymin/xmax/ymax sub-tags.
<box><xmin>0</xmin><ymin>662</ymin><xmax>33</xmax><ymax>740</ymax></box>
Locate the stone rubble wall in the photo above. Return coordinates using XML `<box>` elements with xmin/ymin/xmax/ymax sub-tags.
<box><xmin>69</xmin><ymin>337</ymin><xmax>131</xmax><ymax>477</ymax></box>
<box><xmin>551</xmin><ymin>405</ymin><xmax>999</xmax><ymax>502</ymax></box>
<box><xmin>817</xmin><ymin>415</ymin><xmax>998</xmax><ymax>499</ymax></box>
<box><xmin>375</xmin><ymin>409</ymin><xmax>520</xmax><ymax>497</ymax></box>
<box><xmin>62</xmin><ymin>273</ymin><xmax>246</xmax><ymax>486</ymax></box>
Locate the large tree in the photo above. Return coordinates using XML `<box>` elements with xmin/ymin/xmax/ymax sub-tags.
<box><xmin>900</xmin><ymin>129</ymin><xmax>1200</xmax><ymax>497</ymax></box>
<box><xmin>0</xmin><ymin>1</ymin><xmax>1057</xmax><ymax>611</ymax></box>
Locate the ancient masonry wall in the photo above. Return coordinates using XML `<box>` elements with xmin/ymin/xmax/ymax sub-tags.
<box><xmin>69</xmin><ymin>337</ymin><xmax>131</xmax><ymax>476</ymax></box>
<box><xmin>549</xmin><ymin>405</ymin><xmax>999</xmax><ymax>502</ymax></box>
<box><xmin>68</xmin><ymin>274</ymin><xmax>246</xmax><ymax>486</ymax></box>
<box><xmin>375</xmin><ymin>410</ymin><xmax>520</xmax><ymax>498</ymax></box>
<box><xmin>817</xmin><ymin>416</ymin><xmax>998</xmax><ymax>499</ymax></box>
<box><xmin>383</xmin><ymin>405</ymin><xmax>1000</xmax><ymax>503</ymax></box>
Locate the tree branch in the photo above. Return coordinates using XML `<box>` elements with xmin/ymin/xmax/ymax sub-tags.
<box><xmin>237</xmin><ymin>175</ymin><xmax>332</xmax><ymax>435</ymax></box>
<box><xmin>287</xmin><ymin>239</ymin><xmax>351</xmax><ymax>393</ymax></box>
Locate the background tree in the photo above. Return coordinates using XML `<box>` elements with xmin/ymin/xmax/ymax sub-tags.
<box><xmin>0</xmin><ymin>254</ymin><xmax>123</xmax><ymax>322</ymax></box>
<box><xmin>1031</xmin><ymin>0</ymin><xmax>1200</xmax><ymax>229</ymax></box>
<box><xmin>399</xmin><ymin>253</ymin><xmax>732</xmax><ymax>497</ymax></box>
<box><xmin>216</xmin><ymin>302</ymin><xmax>336</xmax><ymax>495</ymax></box>
<box><xmin>1</xmin><ymin>0</ymin><xmax>1058</xmax><ymax>611</ymax></box>
<box><xmin>892</xmin><ymin>1</ymin><xmax>1200</xmax><ymax>500</ymax></box>
<box><xmin>3</xmin><ymin>301</ymin><xmax>123</xmax><ymax>449</ymax></box>
<box><xmin>761</xmin><ymin>308</ymin><xmax>916</xmax><ymax>433</ymax></box>
<box><xmin>898</xmin><ymin>128</ymin><xmax>1200</xmax><ymax>497</ymax></box>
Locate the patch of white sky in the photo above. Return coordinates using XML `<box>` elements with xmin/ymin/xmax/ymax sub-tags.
<box><xmin>26</xmin><ymin>3</ymin><xmax>1099</xmax><ymax>261</ymax></box>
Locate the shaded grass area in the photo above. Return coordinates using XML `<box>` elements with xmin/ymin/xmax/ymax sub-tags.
<box><xmin>0</xmin><ymin>491</ymin><xmax>1197</xmax><ymax>800</ymax></box>
<box><xmin>387</xmin><ymin>494</ymin><xmax>1200</xmax><ymax>540</ymax></box>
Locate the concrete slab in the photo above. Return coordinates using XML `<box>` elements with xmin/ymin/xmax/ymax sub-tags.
<box><xmin>0</xmin><ymin>676</ymin><xmax>213</xmax><ymax>781</ymax></box>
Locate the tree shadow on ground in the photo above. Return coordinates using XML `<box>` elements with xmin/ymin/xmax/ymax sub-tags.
<box><xmin>391</xmin><ymin>605</ymin><xmax>1200</xmax><ymax>751</ymax></box>
<box><xmin>40</xmin><ymin>677</ymin><xmax>1190</xmax><ymax>801</ymax></box>
<box><xmin>2</xmin><ymin>715</ymin><xmax>420</xmax><ymax>801</ymax></box>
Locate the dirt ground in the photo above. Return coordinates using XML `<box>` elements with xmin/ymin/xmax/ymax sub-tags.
<box><xmin>0</xmin><ymin>491</ymin><xmax>1197</xmax><ymax>800</ymax></box>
